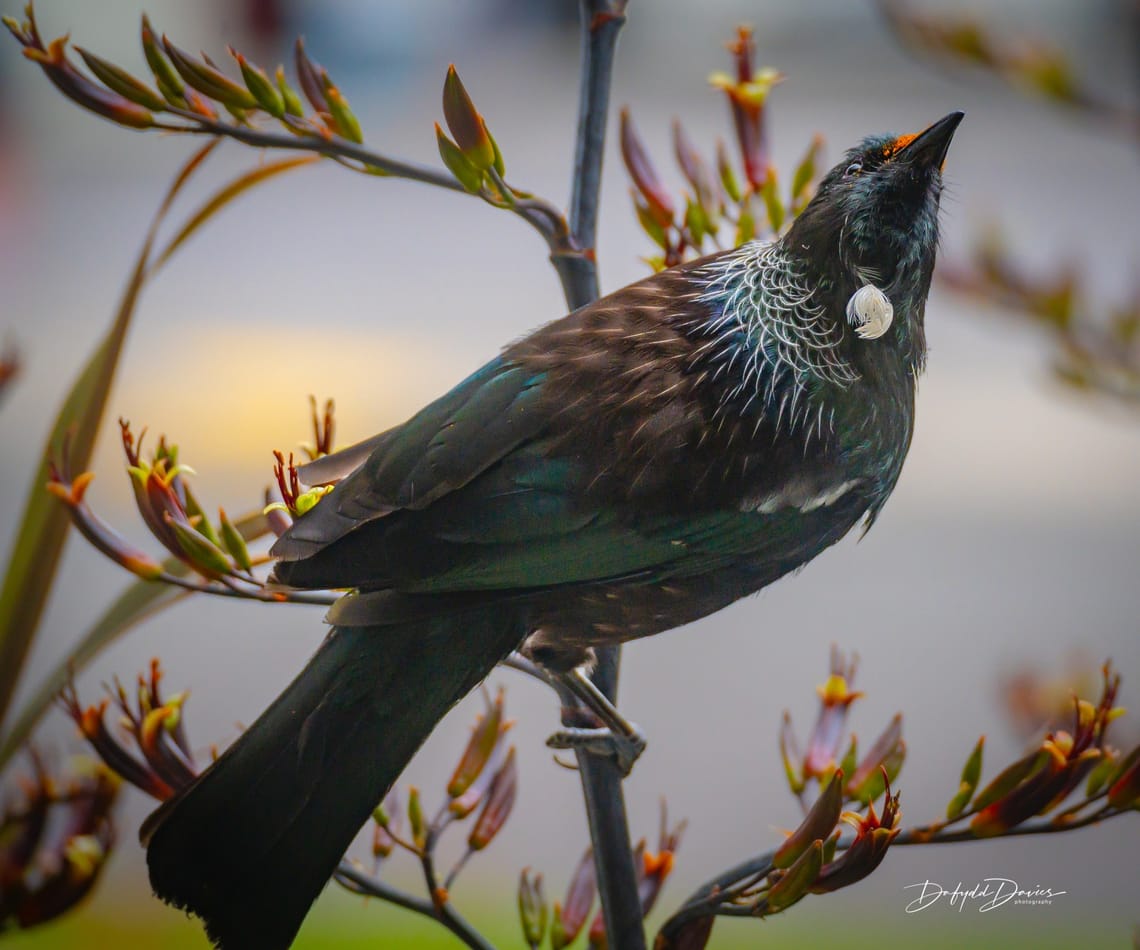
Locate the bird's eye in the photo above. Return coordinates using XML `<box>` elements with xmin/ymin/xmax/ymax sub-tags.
<box><xmin>844</xmin><ymin>161</ymin><xmax>863</xmax><ymax>177</ymax></box>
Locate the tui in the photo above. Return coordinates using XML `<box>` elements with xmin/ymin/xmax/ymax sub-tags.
<box><xmin>142</xmin><ymin>111</ymin><xmax>963</xmax><ymax>948</ymax></box>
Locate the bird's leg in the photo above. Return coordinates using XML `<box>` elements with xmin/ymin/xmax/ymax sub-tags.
<box><xmin>546</xmin><ymin>667</ymin><xmax>647</xmax><ymax>776</ymax></box>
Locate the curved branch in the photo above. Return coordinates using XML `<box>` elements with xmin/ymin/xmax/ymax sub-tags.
<box><xmin>658</xmin><ymin>800</ymin><xmax>1133</xmax><ymax>941</ymax></box>
<box><xmin>334</xmin><ymin>863</ymin><xmax>496</xmax><ymax>950</ymax></box>
<box><xmin>151</xmin><ymin>109</ymin><xmax>572</xmax><ymax>254</ymax></box>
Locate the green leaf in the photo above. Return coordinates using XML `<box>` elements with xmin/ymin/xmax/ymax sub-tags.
<box><xmin>0</xmin><ymin>141</ymin><xmax>218</xmax><ymax>735</ymax></box>
<box><xmin>0</xmin><ymin>511</ymin><xmax>267</xmax><ymax>770</ymax></box>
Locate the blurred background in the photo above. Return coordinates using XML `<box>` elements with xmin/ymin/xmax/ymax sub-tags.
<box><xmin>1</xmin><ymin>0</ymin><xmax>1137</xmax><ymax>947</ymax></box>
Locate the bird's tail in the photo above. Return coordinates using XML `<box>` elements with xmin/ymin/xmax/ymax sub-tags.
<box><xmin>142</xmin><ymin>610</ymin><xmax>523</xmax><ymax>949</ymax></box>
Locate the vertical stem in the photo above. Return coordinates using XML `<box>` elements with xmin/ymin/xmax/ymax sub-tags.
<box><xmin>552</xmin><ymin>3</ymin><xmax>645</xmax><ymax>950</ymax></box>
<box><xmin>552</xmin><ymin>0</ymin><xmax>628</xmax><ymax>312</ymax></box>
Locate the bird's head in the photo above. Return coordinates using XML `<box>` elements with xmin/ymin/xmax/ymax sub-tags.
<box><xmin>784</xmin><ymin>111</ymin><xmax>964</xmax><ymax>289</ymax></box>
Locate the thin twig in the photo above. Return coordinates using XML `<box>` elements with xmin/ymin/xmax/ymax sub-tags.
<box><xmin>893</xmin><ymin>806</ymin><xmax>1119</xmax><ymax>845</ymax></box>
<box><xmin>157</xmin><ymin>109</ymin><xmax>466</xmax><ymax>189</ymax></box>
<box><xmin>658</xmin><ymin>848</ymin><xmax>778</xmax><ymax>940</ymax></box>
<box><xmin>334</xmin><ymin>863</ymin><xmax>496</xmax><ymax>950</ymax></box>
<box><xmin>154</xmin><ymin>108</ymin><xmax>572</xmax><ymax>254</ymax></box>
<box><xmin>150</xmin><ymin>571</ymin><xmax>338</xmax><ymax>606</ymax></box>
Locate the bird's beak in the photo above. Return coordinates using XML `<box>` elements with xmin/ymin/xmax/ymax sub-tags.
<box><xmin>899</xmin><ymin>111</ymin><xmax>964</xmax><ymax>170</ymax></box>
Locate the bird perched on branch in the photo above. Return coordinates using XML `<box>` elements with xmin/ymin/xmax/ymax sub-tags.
<box><xmin>143</xmin><ymin>111</ymin><xmax>963</xmax><ymax>949</ymax></box>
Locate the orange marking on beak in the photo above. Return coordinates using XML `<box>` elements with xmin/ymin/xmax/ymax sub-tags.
<box><xmin>883</xmin><ymin>132</ymin><xmax>917</xmax><ymax>158</ymax></box>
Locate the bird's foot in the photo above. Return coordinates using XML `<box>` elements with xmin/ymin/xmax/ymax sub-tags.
<box><xmin>546</xmin><ymin>723</ymin><xmax>647</xmax><ymax>776</ymax></box>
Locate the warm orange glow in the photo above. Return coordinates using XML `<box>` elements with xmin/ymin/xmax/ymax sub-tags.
<box><xmin>884</xmin><ymin>132</ymin><xmax>917</xmax><ymax>158</ymax></box>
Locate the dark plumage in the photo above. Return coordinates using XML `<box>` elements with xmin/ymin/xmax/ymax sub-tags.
<box><xmin>144</xmin><ymin>112</ymin><xmax>963</xmax><ymax>948</ymax></box>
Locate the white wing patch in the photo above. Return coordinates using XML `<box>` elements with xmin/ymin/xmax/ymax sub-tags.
<box><xmin>846</xmin><ymin>284</ymin><xmax>894</xmax><ymax>340</ymax></box>
<box><xmin>740</xmin><ymin>478</ymin><xmax>859</xmax><ymax>514</ymax></box>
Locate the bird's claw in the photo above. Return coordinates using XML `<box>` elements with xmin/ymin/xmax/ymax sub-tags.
<box><xmin>546</xmin><ymin>724</ymin><xmax>647</xmax><ymax>776</ymax></box>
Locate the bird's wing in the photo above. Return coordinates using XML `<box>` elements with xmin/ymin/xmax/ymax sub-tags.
<box><xmin>272</xmin><ymin>403</ymin><xmax>860</xmax><ymax>595</ymax></box>
<box><xmin>271</xmin><ymin>248</ymin><xmax>859</xmax><ymax>593</ymax></box>
<box><xmin>271</xmin><ymin>357</ymin><xmax>549</xmax><ymax>560</ymax></box>
<box><xmin>295</xmin><ymin>430</ymin><xmax>393</xmax><ymax>487</ymax></box>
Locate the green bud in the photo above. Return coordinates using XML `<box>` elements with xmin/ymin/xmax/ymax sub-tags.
<box><xmin>634</xmin><ymin>196</ymin><xmax>668</xmax><ymax>250</ymax></box>
<box><xmin>945</xmin><ymin>783</ymin><xmax>972</xmax><ymax>821</ymax></box>
<box><xmin>550</xmin><ymin>903</ymin><xmax>569</xmax><ymax>950</ymax></box>
<box><xmin>767</xmin><ymin>839</ymin><xmax>822</xmax><ymax>913</ymax></box>
<box><xmin>218</xmin><ymin>508</ymin><xmax>253</xmax><ymax>572</ymax></box>
<box><xmin>717</xmin><ymin>140</ymin><xmax>742</xmax><ymax>204</ymax></box>
<box><xmin>848</xmin><ymin>714</ymin><xmax>905</xmax><ymax>804</ymax></box>
<box><xmin>179</xmin><ymin>483</ymin><xmax>220</xmax><ymax>548</ymax></box>
<box><xmin>790</xmin><ymin>135</ymin><xmax>822</xmax><ymax>212</ymax></box>
<box><xmin>685</xmin><ymin>198</ymin><xmax>708</xmax><ymax>248</ymax></box>
<box><xmin>972</xmin><ymin>748</ymin><xmax>1050</xmax><ymax>812</ymax></box>
<box><xmin>517</xmin><ymin>869</ymin><xmax>548</xmax><ymax>948</ymax></box>
<box><xmin>76</xmin><ymin>47</ymin><xmax>167</xmax><ymax>111</ymax></box>
<box><xmin>946</xmin><ymin>736</ymin><xmax>985</xmax><ymax>819</ymax></box>
<box><xmin>162</xmin><ymin>36</ymin><xmax>258</xmax><ymax>109</ymax></box>
<box><xmin>760</xmin><ymin>170</ymin><xmax>784</xmax><ymax>233</ymax></box>
<box><xmin>436</xmin><ymin>124</ymin><xmax>484</xmax><ymax>193</ymax></box>
<box><xmin>141</xmin><ymin>15</ymin><xmax>186</xmax><ymax>106</ymax></box>
<box><xmin>774</xmin><ymin>767</ymin><xmax>843</xmax><ymax>869</ymax></box>
<box><xmin>1106</xmin><ymin>744</ymin><xmax>1140</xmax><ymax>809</ymax></box>
<box><xmin>736</xmin><ymin>203</ymin><xmax>757</xmax><ymax>246</ymax></box>
<box><xmin>489</xmin><ymin>130</ymin><xmax>506</xmax><ymax>177</ymax></box>
<box><xmin>442</xmin><ymin>65</ymin><xmax>496</xmax><ymax>171</ymax></box>
<box><xmin>321</xmin><ymin>78</ymin><xmax>363</xmax><ymax>143</ymax></box>
<box><xmin>839</xmin><ymin>736</ymin><xmax>858</xmax><ymax>779</ymax></box>
<box><xmin>276</xmin><ymin>65</ymin><xmax>304</xmax><ymax>117</ymax></box>
<box><xmin>468</xmin><ymin>746</ymin><xmax>517</xmax><ymax>851</ymax></box>
<box><xmin>235</xmin><ymin>51</ymin><xmax>284</xmax><ymax>118</ymax></box>
<box><xmin>779</xmin><ymin>711</ymin><xmax>805</xmax><ymax>795</ymax></box>
<box><xmin>448</xmin><ymin>688</ymin><xmax>504</xmax><ymax>798</ymax></box>
<box><xmin>408</xmin><ymin>786</ymin><xmax>427</xmax><ymax>851</ymax></box>
<box><xmin>961</xmin><ymin>735</ymin><xmax>985</xmax><ymax>788</ymax></box>
<box><xmin>821</xmin><ymin>829</ymin><xmax>839</xmax><ymax>866</ymax></box>
<box><xmin>1084</xmin><ymin>751</ymin><xmax>1117</xmax><ymax>798</ymax></box>
<box><xmin>167</xmin><ymin>515</ymin><xmax>233</xmax><ymax>578</ymax></box>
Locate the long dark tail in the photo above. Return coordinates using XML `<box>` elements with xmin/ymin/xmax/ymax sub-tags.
<box><xmin>142</xmin><ymin>612</ymin><xmax>522</xmax><ymax>949</ymax></box>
